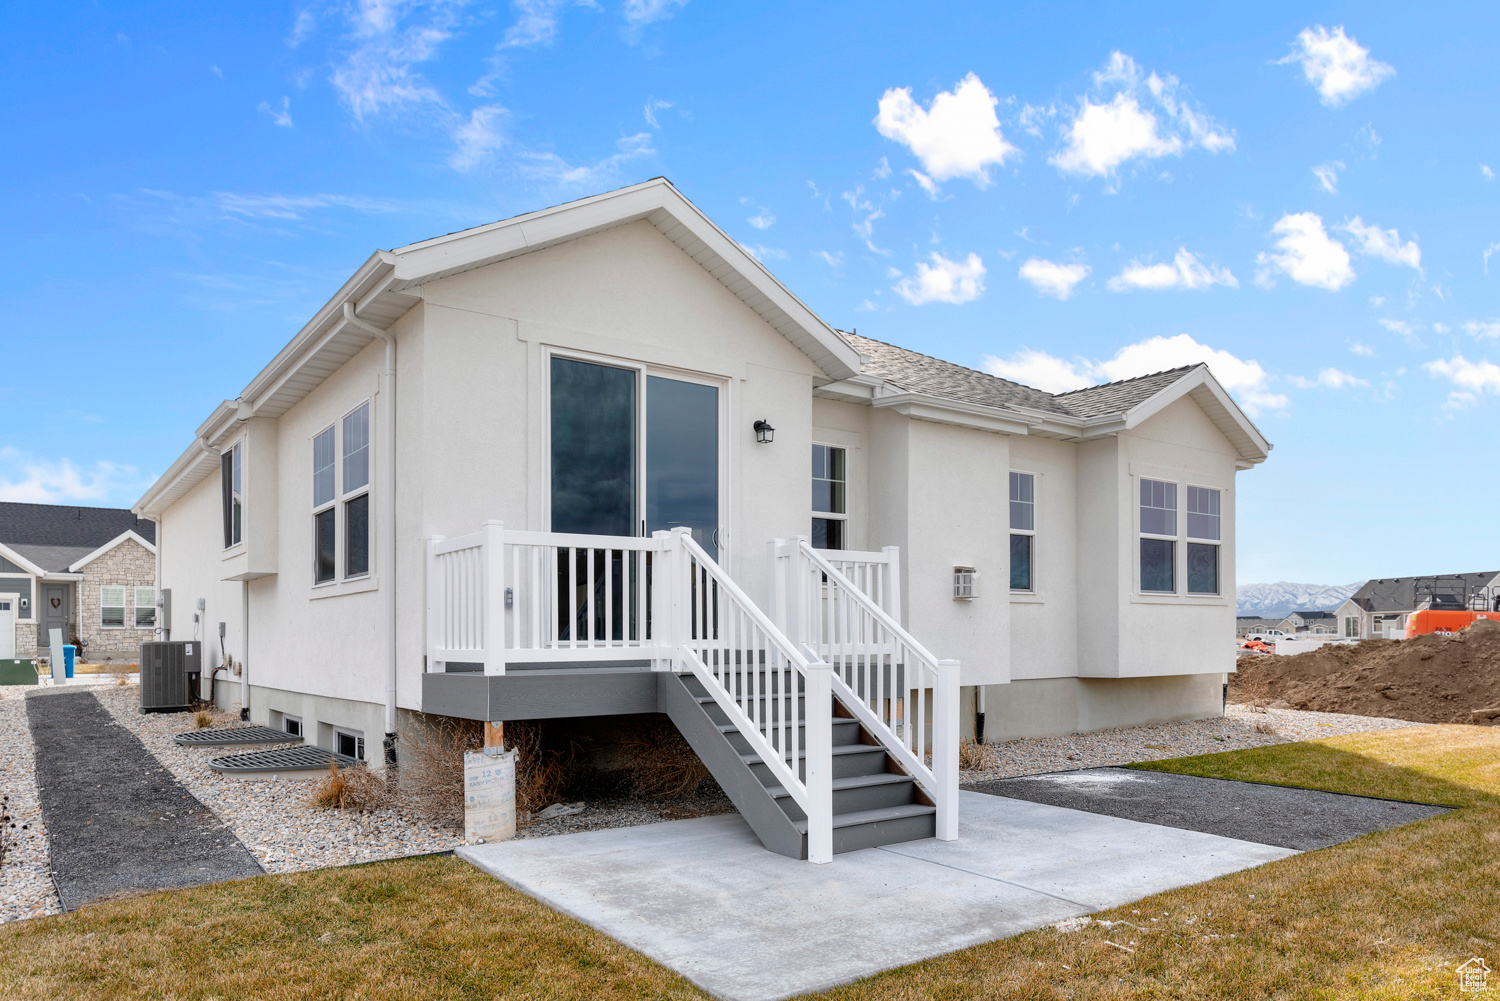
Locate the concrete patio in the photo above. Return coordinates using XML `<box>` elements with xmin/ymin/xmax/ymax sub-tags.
<box><xmin>458</xmin><ymin>789</ymin><xmax>1296</xmax><ymax>1001</ymax></box>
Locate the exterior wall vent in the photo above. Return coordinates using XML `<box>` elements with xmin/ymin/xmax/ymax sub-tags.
<box><xmin>953</xmin><ymin>567</ymin><xmax>978</xmax><ymax>601</ymax></box>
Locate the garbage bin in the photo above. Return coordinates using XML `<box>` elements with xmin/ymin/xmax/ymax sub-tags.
<box><xmin>62</xmin><ymin>645</ymin><xmax>76</xmax><ymax>679</ymax></box>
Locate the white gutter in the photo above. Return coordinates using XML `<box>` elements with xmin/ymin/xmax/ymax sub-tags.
<box><xmin>341</xmin><ymin>302</ymin><xmax>400</xmax><ymax>759</ymax></box>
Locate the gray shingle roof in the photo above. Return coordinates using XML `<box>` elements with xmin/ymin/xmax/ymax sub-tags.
<box><xmin>0</xmin><ymin>502</ymin><xmax>156</xmax><ymax>555</ymax></box>
<box><xmin>1350</xmin><ymin>573</ymin><xmax>1500</xmax><ymax>613</ymax></box>
<box><xmin>5</xmin><ymin>544</ymin><xmax>99</xmax><ymax>573</ymax></box>
<box><xmin>841</xmin><ymin>332</ymin><xmax>1193</xmax><ymax>420</ymax></box>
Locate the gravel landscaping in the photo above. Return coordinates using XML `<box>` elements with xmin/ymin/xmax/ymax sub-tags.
<box><xmin>0</xmin><ymin>688</ymin><xmax>59</xmax><ymax>923</ymax></box>
<box><xmin>960</xmin><ymin>703</ymin><xmax>1430</xmax><ymax>784</ymax></box>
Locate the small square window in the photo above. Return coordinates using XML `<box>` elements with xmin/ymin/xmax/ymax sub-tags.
<box><xmin>811</xmin><ymin>517</ymin><xmax>844</xmax><ymax>550</ymax></box>
<box><xmin>283</xmin><ymin>715</ymin><xmax>303</xmax><ymax>737</ymax></box>
<box><xmin>335</xmin><ymin>728</ymin><xmax>365</xmax><ymax>761</ymax></box>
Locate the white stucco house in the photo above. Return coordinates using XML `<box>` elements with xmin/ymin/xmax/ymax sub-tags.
<box><xmin>133</xmin><ymin>179</ymin><xmax>1269</xmax><ymax>859</ymax></box>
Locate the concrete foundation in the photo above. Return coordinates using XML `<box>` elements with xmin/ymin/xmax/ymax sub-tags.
<box><xmin>964</xmin><ymin>672</ymin><xmax>1228</xmax><ymax>741</ymax></box>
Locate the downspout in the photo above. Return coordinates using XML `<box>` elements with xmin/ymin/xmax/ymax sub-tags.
<box><xmin>342</xmin><ymin>302</ymin><xmax>399</xmax><ymax>764</ymax></box>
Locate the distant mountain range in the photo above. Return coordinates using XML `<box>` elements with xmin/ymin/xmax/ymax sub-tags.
<box><xmin>1236</xmin><ymin>581</ymin><xmax>1363</xmax><ymax>619</ymax></box>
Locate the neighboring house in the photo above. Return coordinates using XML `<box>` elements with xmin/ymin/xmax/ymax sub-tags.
<box><xmin>1333</xmin><ymin>572</ymin><xmax>1500</xmax><ymax>639</ymax></box>
<box><xmin>1235</xmin><ymin>616</ymin><xmax>1281</xmax><ymax>637</ymax></box>
<box><xmin>0</xmin><ymin>502</ymin><xmax>157</xmax><ymax>663</ymax></box>
<box><xmin>1280</xmin><ymin>610</ymin><xmax>1338</xmax><ymax>635</ymax></box>
<box><xmin>132</xmin><ymin>180</ymin><xmax>1269</xmax><ymax>856</ymax></box>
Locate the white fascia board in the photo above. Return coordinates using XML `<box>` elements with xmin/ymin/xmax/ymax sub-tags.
<box><xmin>871</xmin><ymin>392</ymin><xmax>1032</xmax><ymax>435</ymax></box>
<box><xmin>1121</xmin><ymin>366</ymin><xmax>1272</xmax><ymax>463</ymax></box>
<box><xmin>133</xmin><ymin>437</ymin><xmax>218</xmax><ymax>518</ymax></box>
<box><xmin>0</xmin><ymin>541</ymin><xmax>46</xmax><ymax>577</ymax></box>
<box><xmin>41</xmin><ymin>572</ymin><xmax>84</xmax><ymax>582</ymax></box>
<box><xmin>67</xmin><ymin>531</ymin><xmax>157</xmax><ymax>573</ymax></box>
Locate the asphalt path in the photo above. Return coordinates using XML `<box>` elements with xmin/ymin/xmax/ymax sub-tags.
<box><xmin>27</xmin><ymin>690</ymin><xmax>263</xmax><ymax>910</ymax></box>
<box><xmin>965</xmin><ymin>766</ymin><xmax>1447</xmax><ymax>850</ymax></box>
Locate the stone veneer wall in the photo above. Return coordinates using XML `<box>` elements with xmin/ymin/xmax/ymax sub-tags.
<box><xmin>77</xmin><ymin>539</ymin><xmax>157</xmax><ymax>661</ymax></box>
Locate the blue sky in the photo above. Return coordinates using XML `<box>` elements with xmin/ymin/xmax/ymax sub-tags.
<box><xmin>2</xmin><ymin>1</ymin><xmax>1496</xmax><ymax>585</ymax></box>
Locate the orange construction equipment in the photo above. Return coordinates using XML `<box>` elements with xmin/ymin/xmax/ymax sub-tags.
<box><xmin>1405</xmin><ymin>609</ymin><xmax>1500</xmax><ymax>638</ymax></box>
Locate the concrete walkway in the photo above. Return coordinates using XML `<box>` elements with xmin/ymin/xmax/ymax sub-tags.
<box><xmin>459</xmin><ymin>790</ymin><xmax>1294</xmax><ymax>1001</ymax></box>
<box><xmin>27</xmin><ymin>690</ymin><xmax>263</xmax><ymax>910</ymax></box>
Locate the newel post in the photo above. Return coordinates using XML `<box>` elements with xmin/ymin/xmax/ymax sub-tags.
<box><xmin>803</xmin><ymin>657</ymin><xmax>834</xmax><ymax>863</ymax></box>
<box><xmin>934</xmin><ymin>658</ymin><xmax>961</xmax><ymax>841</ymax></box>
<box><xmin>481</xmin><ymin>521</ymin><xmax>506</xmax><ymax>677</ymax></box>
<box><xmin>425</xmin><ymin>535</ymin><xmax>445</xmax><ymax>673</ymax></box>
<box><xmin>882</xmin><ymin>545</ymin><xmax>903</xmax><ymax>624</ymax></box>
<box><xmin>650</xmin><ymin>530</ymin><xmax>675</xmax><ymax>670</ymax></box>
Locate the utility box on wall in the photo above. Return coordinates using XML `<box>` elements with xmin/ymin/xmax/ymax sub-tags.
<box><xmin>140</xmin><ymin>640</ymin><xmax>201</xmax><ymax>712</ymax></box>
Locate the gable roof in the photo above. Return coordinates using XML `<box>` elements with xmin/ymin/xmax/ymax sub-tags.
<box><xmin>1053</xmin><ymin>368</ymin><xmax>1196</xmax><ymax>417</ymax></box>
<box><xmin>67</xmin><ymin>530</ymin><xmax>157</xmax><ymax>572</ymax></box>
<box><xmin>0</xmin><ymin>502</ymin><xmax>155</xmax><ymax>550</ymax></box>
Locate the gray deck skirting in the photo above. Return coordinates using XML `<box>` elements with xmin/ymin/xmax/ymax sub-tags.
<box><xmin>421</xmin><ymin>666</ymin><xmax>660</xmax><ymax>721</ymax></box>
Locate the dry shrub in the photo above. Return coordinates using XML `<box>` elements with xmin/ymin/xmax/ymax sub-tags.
<box><xmin>398</xmin><ymin>716</ymin><xmax>483</xmax><ymax>828</ymax></box>
<box><xmin>958</xmin><ymin>739</ymin><xmax>994</xmax><ymax>771</ymax></box>
<box><xmin>615</xmin><ymin>717</ymin><xmax>709</xmax><ymax>798</ymax></box>
<box><xmin>1253</xmin><ymin>720</ymin><xmax>1277</xmax><ymax>735</ymax></box>
<box><xmin>194</xmin><ymin>710</ymin><xmax>215</xmax><ymax>729</ymax></box>
<box><xmin>504</xmin><ymin>720</ymin><xmax>575</xmax><ymax>819</ymax></box>
<box><xmin>309</xmin><ymin>763</ymin><xmax>391</xmax><ymax>811</ymax></box>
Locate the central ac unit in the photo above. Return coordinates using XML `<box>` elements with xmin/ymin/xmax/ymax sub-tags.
<box><xmin>139</xmin><ymin>641</ymin><xmax>201</xmax><ymax>712</ymax></box>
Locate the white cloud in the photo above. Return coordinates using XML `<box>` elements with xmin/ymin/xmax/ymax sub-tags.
<box><xmin>842</xmin><ymin>186</ymin><xmax>887</xmax><ymax>254</ymax></box>
<box><xmin>1433</xmin><ymin>322</ymin><xmax>1450</xmax><ymax>334</ymax></box>
<box><xmin>892</xmin><ymin>252</ymin><xmax>986</xmax><ymax>305</ymax></box>
<box><xmin>328</xmin><ymin>0</ymin><xmax>460</xmax><ymax>121</ymax></box>
<box><xmin>449</xmin><ymin>105</ymin><xmax>508</xmax><ymax>171</ymax></box>
<box><xmin>740</xmin><ymin>243</ymin><xmax>786</xmax><ymax>262</ymax></box>
<box><xmin>1017</xmin><ymin>102</ymin><xmax>1053</xmax><ymax>137</ymax></box>
<box><xmin>288</xmin><ymin>7</ymin><xmax>316</xmax><ymax>47</ymax></box>
<box><xmin>983</xmin><ymin>333</ymin><xmax>1285</xmax><ymax>415</ymax></box>
<box><xmin>1280</xmin><ymin>25</ymin><xmax>1394</xmax><ymax>107</ymax></box>
<box><xmin>209</xmin><ymin>191</ymin><xmax>403</xmax><ymax>220</ymax></box>
<box><xmin>1050</xmin><ymin>52</ymin><xmax>1232</xmax><ymax>186</ymax></box>
<box><xmin>0</xmin><ymin>448</ymin><xmax>151</xmax><ymax>505</ymax></box>
<box><xmin>1255</xmin><ymin>212</ymin><xmax>1355</xmax><ymax>290</ymax></box>
<box><xmin>623</xmin><ymin>0</ymin><xmax>687</xmax><ymax>28</ymax></box>
<box><xmin>1287</xmin><ymin>368</ymin><xmax>1370</xmax><ymax>389</ymax></box>
<box><xmin>211</xmin><ymin>64</ymin><xmax>224</xmax><ymax>78</ymax></box>
<box><xmin>643</xmin><ymin>97</ymin><xmax>672</xmax><ymax>128</ymax></box>
<box><xmin>1484</xmin><ymin>164</ymin><xmax>1495</xmax><ymax>181</ymax></box>
<box><xmin>747</xmin><ymin>208</ymin><xmax>775</xmax><ymax>230</ymax></box>
<box><xmin>500</xmin><ymin>0</ymin><xmax>594</xmax><ymax>49</ymax></box>
<box><xmin>816</xmin><ymin>250</ymin><xmax>843</xmax><ymax>268</ymax></box>
<box><xmin>1464</xmin><ymin>319</ymin><xmax>1500</xmax><ymax>339</ymax></box>
<box><xmin>257</xmin><ymin>96</ymin><xmax>294</xmax><ymax>128</ymax></box>
<box><xmin>1313</xmin><ymin>160</ymin><xmax>1343</xmax><ymax>193</ymax></box>
<box><xmin>516</xmin><ymin>132</ymin><xmax>654</xmax><ymax>186</ymax></box>
<box><xmin>1106</xmin><ymin>248</ymin><xmax>1237</xmax><ymax>292</ymax></box>
<box><xmin>907</xmin><ymin>169</ymin><xmax>941</xmax><ymax>198</ymax></box>
<box><xmin>875</xmin><ymin>73</ymin><xmax>1017</xmax><ymax>188</ymax></box>
<box><xmin>1341</xmin><ymin>217</ymin><xmax>1421</xmax><ymax>272</ymax></box>
<box><xmin>1019</xmin><ymin>258</ymin><xmax>1090</xmax><ymax>300</ymax></box>
<box><xmin>873</xmin><ymin>156</ymin><xmax>891</xmax><ymax>179</ymax></box>
<box><xmin>1350</xmin><ymin>342</ymin><xmax>1374</xmax><ymax>356</ymax></box>
<box><xmin>1425</xmin><ymin>355</ymin><xmax>1500</xmax><ymax>410</ymax></box>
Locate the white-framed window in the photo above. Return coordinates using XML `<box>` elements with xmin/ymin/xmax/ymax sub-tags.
<box><xmin>1186</xmin><ymin>485</ymin><xmax>1221</xmax><ymax>595</ymax></box>
<box><xmin>221</xmin><ymin>440</ymin><xmax>243</xmax><ymax>549</ymax></box>
<box><xmin>334</xmin><ymin>727</ymin><xmax>366</xmax><ymax>761</ymax></box>
<box><xmin>811</xmin><ymin>444</ymin><xmax>847</xmax><ymax>550</ymax></box>
<box><xmin>1139</xmin><ymin>478</ymin><xmax>1176</xmax><ymax>593</ymax></box>
<box><xmin>1009</xmin><ymin>471</ymin><xmax>1035</xmax><ymax>591</ymax></box>
<box><xmin>101</xmin><ymin>585</ymin><xmax>127</xmax><ymax>628</ymax></box>
<box><xmin>1344</xmin><ymin>616</ymin><xmax>1359</xmax><ymax>638</ymax></box>
<box><xmin>133</xmin><ymin>587</ymin><xmax>156</xmax><ymax>628</ymax></box>
<box><xmin>312</xmin><ymin>402</ymin><xmax>373</xmax><ymax>586</ymax></box>
<box><xmin>342</xmin><ymin>403</ymin><xmax>371</xmax><ymax>578</ymax></box>
<box><xmin>313</xmin><ymin>424</ymin><xmax>337</xmax><ymax>584</ymax></box>
<box><xmin>283</xmin><ymin>714</ymin><xmax>303</xmax><ymax>737</ymax></box>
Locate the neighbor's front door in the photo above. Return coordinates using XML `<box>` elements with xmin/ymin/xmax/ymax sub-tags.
<box><xmin>0</xmin><ymin>598</ymin><xmax>14</xmax><ymax>660</ymax></box>
<box><xmin>40</xmin><ymin>584</ymin><xmax>69</xmax><ymax>647</ymax></box>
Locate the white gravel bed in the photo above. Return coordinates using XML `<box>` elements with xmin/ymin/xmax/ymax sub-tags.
<box><xmin>93</xmin><ymin>685</ymin><xmax>465</xmax><ymax>874</ymax></box>
<box><xmin>961</xmin><ymin>704</ymin><xmax>1429</xmax><ymax>784</ymax></box>
<box><xmin>0</xmin><ymin>686</ymin><xmax>62</xmax><ymax>923</ymax></box>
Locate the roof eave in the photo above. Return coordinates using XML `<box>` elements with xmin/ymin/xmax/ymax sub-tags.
<box><xmin>0</xmin><ymin>541</ymin><xmax>47</xmax><ymax>577</ymax></box>
<box><xmin>1121</xmin><ymin>365</ymin><xmax>1272</xmax><ymax>464</ymax></box>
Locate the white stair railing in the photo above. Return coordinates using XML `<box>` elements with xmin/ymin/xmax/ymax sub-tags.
<box><xmin>426</xmin><ymin>521</ymin><xmax>507</xmax><ymax>674</ymax></box>
<box><xmin>771</xmin><ymin>537</ymin><xmax>958</xmax><ymax>841</ymax></box>
<box><xmin>669</xmin><ymin>529</ymin><xmax>835</xmax><ymax>863</ymax></box>
<box><xmin>815</xmin><ymin>546</ymin><xmax>902</xmax><ymax>623</ymax></box>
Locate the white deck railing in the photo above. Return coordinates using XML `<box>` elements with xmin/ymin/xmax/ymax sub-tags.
<box><xmin>770</xmin><ymin>537</ymin><xmax>958</xmax><ymax>841</ymax></box>
<box><xmin>426</xmin><ymin>523</ymin><xmax>836</xmax><ymax>861</ymax></box>
<box><xmin>813</xmin><ymin>546</ymin><xmax>902</xmax><ymax>623</ymax></box>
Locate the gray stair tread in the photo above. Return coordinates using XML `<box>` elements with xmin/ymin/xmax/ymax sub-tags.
<box><xmin>741</xmin><ymin>743</ymin><xmax>886</xmax><ymax>765</ymax></box>
<box><xmin>174</xmin><ymin>726</ymin><xmax>303</xmax><ymax>746</ymax></box>
<box><xmin>715</xmin><ymin>718</ymin><xmax>858</xmax><ymax>734</ymax></box>
<box><xmin>764</xmin><ymin>771</ymin><xmax>914</xmax><ymax>800</ymax></box>
<box><xmin>209</xmin><ymin>746</ymin><xmax>359</xmax><ymax>773</ymax></box>
<box><xmin>793</xmin><ymin>802</ymin><xmax>937</xmax><ymax>833</ymax></box>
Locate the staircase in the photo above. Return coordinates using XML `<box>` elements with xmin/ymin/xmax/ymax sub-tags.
<box><xmin>661</xmin><ymin>669</ymin><xmax>936</xmax><ymax>860</ymax></box>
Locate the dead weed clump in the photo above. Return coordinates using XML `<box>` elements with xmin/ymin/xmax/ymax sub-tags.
<box><xmin>504</xmin><ymin>720</ymin><xmax>576</xmax><ymax>820</ymax></box>
<box><xmin>958</xmin><ymin>739</ymin><xmax>996</xmax><ymax>771</ymax></box>
<box><xmin>309</xmin><ymin>763</ymin><xmax>391</xmax><ymax>812</ymax></box>
<box><xmin>615</xmin><ymin>717</ymin><xmax>709</xmax><ymax>798</ymax></box>
<box><xmin>397</xmin><ymin>716</ymin><xmax>483</xmax><ymax>828</ymax></box>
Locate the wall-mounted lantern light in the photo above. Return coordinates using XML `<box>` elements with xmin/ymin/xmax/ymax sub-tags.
<box><xmin>753</xmin><ymin>419</ymin><xmax>775</xmax><ymax>444</ymax></box>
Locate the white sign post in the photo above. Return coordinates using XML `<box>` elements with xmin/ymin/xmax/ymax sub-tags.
<box><xmin>48</xmin><ymin>628</ymin><xmax>66</xmax><ymax>684</ymax></box>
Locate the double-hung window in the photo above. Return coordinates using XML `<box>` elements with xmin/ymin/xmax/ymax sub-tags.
<box><xmin>342</xmin><ymin>404</ymin><xmax>371</xmax><ymax>578</ymax></box>
<box><xmin>312</xmin><ymin>402</ymin><xmax>372</xmax><ymax>586</ymax></box>
<box><xmin>1009</xmin><ymin>471</ymin><xmax>1035</xmax><ymax>591</ymax></box>
<box><xmin>1186</xmin><ymin>486</ymin><xmax>1221</xmax><ymax>595</ymax></box>
<box><xmin>811</xmin><ymin>444</ymin><xmax>846</xmax><ymax>550</ymax></box>
<box><xmin>101</xmin><ymin>586</ymin><xmax>127</xmax><ymax>628</ymax></box>
<box><xmin>134</xmin><ymin>587</ymin><xmax>156</xmax><ymax>628</ymax></box>
<box><xmin>1139</xmin><ymin>478</ymin><xmax>1177</xmax><ymax>593</ymax></box>
<box><xmin>221</xmin><ymin>440</ymin><xmax>243</xmax><ymax>549</ymax></box>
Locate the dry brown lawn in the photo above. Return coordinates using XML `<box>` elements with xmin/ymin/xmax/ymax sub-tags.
<box><xmin>2</xmin><ymin>725</ymin><xmax>1496</xmax><ymax>1000</ymax></box>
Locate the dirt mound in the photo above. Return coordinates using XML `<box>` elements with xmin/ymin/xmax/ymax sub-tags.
<box><xmin>1230</xmin><ymin>617</ymin><xmax>1500</xmax><ymax>725</ymax></box>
